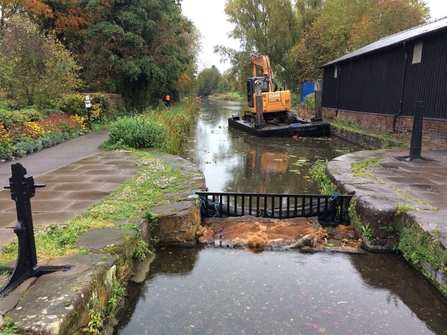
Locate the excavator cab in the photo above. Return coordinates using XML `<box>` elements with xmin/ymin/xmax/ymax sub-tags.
<box><xmin>247</xmin><ymin>55</ymin><xmax>291</xmax><ymax>115</ymax></box>
<box><xmin>247</xmin><ymin>76</ymin><xmax>270</xmax><ymax>108</ymax></box>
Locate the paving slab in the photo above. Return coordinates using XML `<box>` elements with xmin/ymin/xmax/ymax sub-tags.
<box><xmin>0</xmin><ymin>151</ymin><xmax>146</xmax><ymax>228</ymax></box>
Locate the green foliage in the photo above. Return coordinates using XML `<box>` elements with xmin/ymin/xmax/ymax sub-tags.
<box><xmin>0</xmin><ymin>109</ymin><xmax>42</xmax><ymax>130</ymax></box>
<box><xmin>223</xmin><ymin>0</ymin><xmax>300</xmax><ymax>88</ymax></box>
<box><xmin>120</xmin><ymin>223</ymin><xmax>140</xmax><ymax>233</ymax></box>
<box><xmin>309</xmin><ymin>159</ymin><xmax>337</xmax><ymax>194</ymax></box>
<box><xmin>144</xmin><ymin>99</ymin><xmax>200</xmax><ymax>154</ymax></box>
<box><xmin>82</xmin><ymin>0</ymin><xmax>194</xmax><ymax>110</ymax></box>
<box><xmin>146</xmin><ymin>211</ymin><xmax>158</xmax><ymax>232</ymax></box>
<box><xmin>396</xmin><ymin>203</ymin><xmax>417</xmax><ymax>215</ymax></box>
<box><xmin>227</xmin><ymin>92</ymin><xmax>243</xmax><ymax>100</ymax></box>
<box><xmin>303</xmin><ymin>93</ymin><xmax>315</xmax><ymax>110</ymax></box>
<box><xmin>0</xmin><ymin>122</ymin><xmax>13</xmax><ymax>160</ymax></box>
<box><xmin>107</xmin><ymin>276</ymin><xmax>126</xmax><ymax>313</ymax></box>
<box><xmin>351</xmin><ymin>157</ymin><xmax>380</xmax><ymax>175</ymax></box>
<box><xmin>361</xmin><ymin>224</ymin><xmax>373</xmax><ymax>239</ymax></box>
<box><xmin>348</xmin><ymin>0</ymin><xmax>429</xmax><ymax>50</ymax></box>
<box><xmin>217</xmin><ymin>79</ymin><xmax>231</xmax><ymax>93</ymax></box>
<box><xmin>132</xmin><ymin>239</ymin><xmax>151</xmax><ymax>262</ymax></box>
<box><xmin>0</xmin><ymin>316</ymin><xmax>19</xmax><ymax>334</ymax></box>
<box><xmin>107</xmin><ymin>115</ymin><xmax>168</xmax><ymax>150</ymax></box>
<box><xmin>58</xmin><ymin>94</ymin><xmax>85</xmax><ymax>117</ymax></box>
<box><xmin>398</xmin><ymin>224</ymin><xmax>447</xmax><ymax>274</ymax></box>
<box><xmin>32</xmin><ymin>222</ymin><xmax>86</xmax><ymax>259</ymax></box>
<box><xmin>58</xmin><ymin>93</ymin><xmax>116</xmax><ymax>123</ymax></box>
<box><xmin>196</xmin><ymin>66</ymin><xmax>221</xmax><ymax>96</ymax></box>
<box><xmin>12</xmin><ymin>141</ymin><xmax>35</xmax><ymax>157</ymax></box>
<box><xmin>0</xmin><ymin>16</ymin><xmax>81</xmax><ymax>109</ymax></box>
<box><xmin>83</xmin><ymin>305</ymin><xmax>104</xmax><ymax>334</ymax></box>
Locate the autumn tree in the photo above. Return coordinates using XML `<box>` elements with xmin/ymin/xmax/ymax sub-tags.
<box><xmin>348</xmin><ymin>0</ymin><xmax>428</xmax><ymax>50</ymax></box>
<box><xmin>174</xmin><ymin>21</ymin><xmax>202</xmax><ymax>97</ymax></box>
<box><xmin>0</xmin><ymin>16</ymin><xmax>81</xmax><ymax>108</ymax></box>
<box><xmin>217</xmin><ymin>0</ymin><xmax>299</xmax><ymax>92</ymax></box>
<box><xmin>291</xmin><ymin>0</ymin><xmax>429</xmax><ymax>87</ymax></box>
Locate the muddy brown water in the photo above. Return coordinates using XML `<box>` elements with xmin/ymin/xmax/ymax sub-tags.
<box><xmin>113</xmin><ymin>99</ymin><xmax>447</xmax><ymax>335</ymax></box>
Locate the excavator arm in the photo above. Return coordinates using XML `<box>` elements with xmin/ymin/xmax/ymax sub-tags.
<box><xmin>251</xmin><ymin>55</ymin><xmax>273</xmax><ymax>77</ymax></box>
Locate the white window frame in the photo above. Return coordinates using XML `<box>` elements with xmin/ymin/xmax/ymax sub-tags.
<box><xmin>412</xmin><ymin>41</ymin><xmax>423</xmax><ymax>64</ymax></box>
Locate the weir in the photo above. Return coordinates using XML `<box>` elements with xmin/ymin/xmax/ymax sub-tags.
<box><xmin>196</xmin><ymin>191</ymin><xmax>352</xmax><ymax>226</ymax></box>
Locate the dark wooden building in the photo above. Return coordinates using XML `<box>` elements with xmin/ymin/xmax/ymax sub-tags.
<box><xmin>321</xmin><ymin>17</ymin><xmax>447</xmax><ymax>143</ymax></box>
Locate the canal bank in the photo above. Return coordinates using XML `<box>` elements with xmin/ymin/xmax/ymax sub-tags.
<box><xmin>0</xmin><ymin>150</ymin><xmax>206</xmax><ymax>334</ymax></box>
<box><xmin>327</xmin><ymin>126</ymin><xmax>447</xmax><ymax>295</ymax></box>
<box><xmin>0</xmin><ymin>124</ymin><xmax>446</xmax><ymax>333</ymax></box>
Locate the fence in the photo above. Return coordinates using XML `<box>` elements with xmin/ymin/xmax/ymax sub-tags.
<box><xmin>195</xmin><ymin>192</ymin><xmax>353</xmax><ymax>226</ymax></box>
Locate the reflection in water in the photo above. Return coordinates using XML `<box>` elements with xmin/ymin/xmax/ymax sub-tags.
<box><xmin>180</xmin><ymin>98</ymin><xmax>362</xmax><ymax>193</ymax></box>
<box><xmin>114</xmin><ymin>99</ymin><xmax>447</xmax><ymax>335</ymax></box>
<box><xmin>247</xmin><ymin>148</ymin><xmax>289</xmax><ymax>193</ymax></box>
<box><xmin>115</xmin><ymin>248</ymin><xmax>447</xmax><ymax>335</ymax></box>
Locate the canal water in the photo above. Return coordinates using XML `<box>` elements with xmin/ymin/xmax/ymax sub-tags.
<box><xmin>113</xmin><ymin>99</ymin><xmax>447</xmax><ymax>334</ymax></box>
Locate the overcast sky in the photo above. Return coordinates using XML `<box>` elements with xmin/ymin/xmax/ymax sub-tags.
<box><xmin>181</xmin><ymin>0</ymin><xmax>447</xmax><ymax>74</ymax></box>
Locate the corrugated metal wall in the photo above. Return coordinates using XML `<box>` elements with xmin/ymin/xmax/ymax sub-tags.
<box><xmin>322</xmin><ymin>30</ymin><xmax>447</xmax><ymax>120</ymax></box>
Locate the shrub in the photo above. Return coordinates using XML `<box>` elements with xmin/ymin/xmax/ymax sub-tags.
<box><xmin>59</xmin><ymin>94</ymin><xmax>85</xmax><ymax>116</ymax></box>
<box><xmin>13</xmin><ymin>141</ymin><xmax>34</xmax><ymax>157</ymax></box>
<box><xmin>59</xmin><ymin>93</ymin><xmax>114</xmax><ymax>123</ymax></box>
<box><xmin>108</xmin><ymin>115</ymin><xmax>167</xmax><ymax>150</ymax></box>
<box><xmin>39</xmin><ymin>113</ymin><xmax>85</xmax><ymax>135</ymax></box>
<box><xmin>41</xmin><ymin>138</ymin><xmax>53</xmax><ymax>148</ymax></box>
<box><xmin>303</xmin><ymin>93</ymin><xmax>315</xmax><ymax>111</ymax></box>
<box><xmin>51</xmin><ymin>134</ymin><xmax>65</xmax><ymax>145</ymax></box>
<box><xmin>0</xmin><ymin>109</ymin><xmax>41</xmax><ymax>130</ymax></box>
<box><xmin>33</xmin><ymin>139</ymin><xmax>43</xmax><ymax>152</ymax></box>
<box><xmin>144</xmin><ymin>99</ymin><xmax>199</xmax><ymax>154</ymax></box>
<box><xmin>0</xmin><ymin>123</ymin><xmax>13</xmax><ymax>160</ymax></box>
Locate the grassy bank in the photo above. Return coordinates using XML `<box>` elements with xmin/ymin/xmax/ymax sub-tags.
<box><xmin>0</xmin><ymin>100</ymin><xmax>201</xmax><ymax>263</ymax></box>
<box><xmin>101</xmin><ymin>98</ymin><xmax>200</xmax><ymax>155</ymax></box>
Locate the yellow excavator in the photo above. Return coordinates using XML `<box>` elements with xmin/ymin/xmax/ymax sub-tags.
<box><xmin>247</xmin><ymin>55</ymin><xmax>293</xmax><ymax>121</ymax></box>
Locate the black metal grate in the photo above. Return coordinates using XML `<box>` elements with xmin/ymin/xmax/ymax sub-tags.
<box><xmin>195</xmin><ymin>192</ymin><xmax>353</xmax><ymax>226</ymax></box>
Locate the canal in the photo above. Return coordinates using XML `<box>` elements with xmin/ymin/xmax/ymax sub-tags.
<box><xmin>113</xmin><ymin>99</ymin><xmax>447</xmax><ymax>335</ymax></box>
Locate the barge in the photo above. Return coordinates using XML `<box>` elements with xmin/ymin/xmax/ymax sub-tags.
<box><xmin>228</xmin><ymin>112</ymin><xmax>331</xmax><ymax>138</ymax></box>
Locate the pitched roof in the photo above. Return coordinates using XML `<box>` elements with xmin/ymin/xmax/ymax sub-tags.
<box><xmin>322</xmin><ymin>16</ymin><xmax>447</xmax><ymax>67</ymax></box>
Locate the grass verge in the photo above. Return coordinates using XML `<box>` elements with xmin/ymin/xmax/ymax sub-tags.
<box><xmin>0</xmin><ymin>150</ymin><xmax>189</xmax><ymax>263</ymax></box>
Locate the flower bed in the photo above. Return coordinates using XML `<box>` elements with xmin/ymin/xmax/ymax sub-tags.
<box><xmin>0</xmin><ymin>113</ymin><xmax>86</xmax><ymax>161</ymax></box>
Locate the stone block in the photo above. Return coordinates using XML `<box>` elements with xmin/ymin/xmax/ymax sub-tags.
<box><xmin>150</xmin><ymin>200</ymin><xmax>200</xmax><ymax>246</ymax></box>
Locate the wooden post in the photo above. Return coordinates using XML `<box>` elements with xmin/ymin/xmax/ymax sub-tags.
<box><xmin>313</xmin><ymin>79</ymin><xmax>323</xmax><ymax>121</ymax></box>
<box><xmin>255</xmin><ymin>80</ymin><xmax>266</xmax><ymax>128</ymax></box>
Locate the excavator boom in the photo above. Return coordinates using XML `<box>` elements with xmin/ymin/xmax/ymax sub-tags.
<box><xmin>251</xmin><ymin>55</ymin><xmax>272</xmax><ymax>77</ymax></box>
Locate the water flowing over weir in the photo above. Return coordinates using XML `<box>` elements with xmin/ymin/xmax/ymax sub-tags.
<box><xmin>113</xmin><ymin>99</ymin><xmax>447</xmax><ymax>335</ymax></box>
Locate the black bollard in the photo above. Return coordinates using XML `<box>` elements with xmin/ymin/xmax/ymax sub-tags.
<box><xmin>0</xmin><ymin>163</ymin><xmax>70</xmax><ymax>298</ymax></box>
<box><xmin>409</xmin><ymin>101</ymin><xmax>424</xmax><ymax>159</ymax></box>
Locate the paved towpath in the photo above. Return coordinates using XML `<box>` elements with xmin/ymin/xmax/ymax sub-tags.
<box><xmin>0</xmin><ymin>129</ymin><xmax>109</xmax><ymax>188</ymax></box>
<box><xmin>0</xmin><ymin>129</ymin><xmax>124</xmax><ymax>246</ymax></box>
<box><xmin>327</xmin><ymin>145</ymin><xmax>447</xmax><ymax>248</ymax></box>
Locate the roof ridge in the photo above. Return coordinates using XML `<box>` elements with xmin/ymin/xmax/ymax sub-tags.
<box><xmin>322</xmin><ymin>16</ymin><xmax>447</xmax><ymax>67</ymax></box>
<box><xmin>379</xmin><ymin>16</ymin><xmax>447</xmax><ymax>41</ymax></box>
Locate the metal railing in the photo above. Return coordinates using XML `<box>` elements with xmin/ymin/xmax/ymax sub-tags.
<box><xmin>195</xmin><ymin>191</ymin><xmax>353</xmax><ymax>226</ymax></box>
